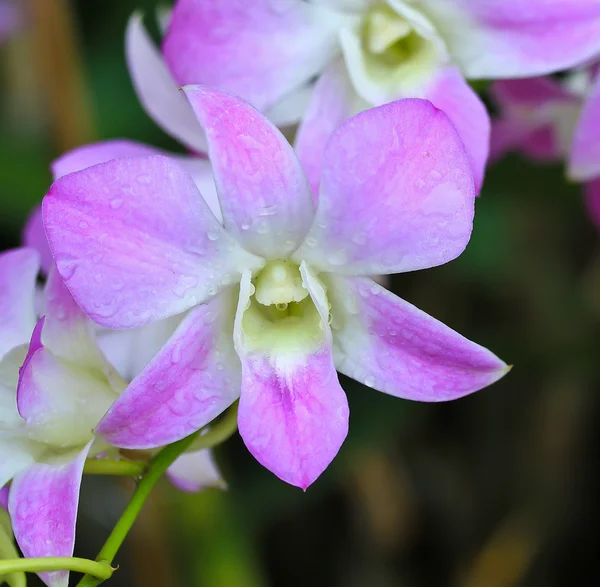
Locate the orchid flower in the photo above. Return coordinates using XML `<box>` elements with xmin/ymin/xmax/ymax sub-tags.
<box><xmin>128</xmin><ymin>0</ymin><xmax>600</xmax><ymax>196</ymax></box>
<box><xmin>43</xmin><ymin>89</ymin><xmax>509</xmax><ymax>489</ymax></box>
<box><xmin>490</xmin><ymin>67</ymin><xmax>600</xmax><ymax>228</ymax></box>
<box><xmin>0</xmin><ymin>248</ymin><xmax>123</xmax><ymax>587</ymax></box>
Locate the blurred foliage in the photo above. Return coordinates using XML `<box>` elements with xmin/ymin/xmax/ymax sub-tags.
<box><xmin>1</xmin><ymin>1</ymin><xmax>600</xmax><ymax>586</ymax></box>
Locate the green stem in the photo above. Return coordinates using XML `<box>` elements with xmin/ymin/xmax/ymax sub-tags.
<box><xmin>83</xmin><ymin>459</ymin><xmax>145</xmax><ymax>477</ymax></box>
<box><xmin>0</xmin><ymin>557</ymin><xmax>113</xmax><ymax>580</ymax></box>
<box><xmin>76</xmin><ymin>402</ymin><xmax>239</xmax><ymax>587</ymax></box>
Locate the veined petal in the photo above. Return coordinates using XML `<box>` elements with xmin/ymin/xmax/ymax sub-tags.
<box><xmin>184</xmin><ymin>86</ymin><xmax>314</xmax><ymax>259</ymax></box>
<box><xmin>96</xmin><ymin>289</ymin><xmax>241</xmax><ymax>449</ymax></box>
<box><xmin>23</xmin><ymin>207</ymin><xmax>53</xmax><ymax>275</ymax></box>
<box><xmin>9</xmin><ymin>442</ymin><xmax>91</xmax><ymax>587</ymax></box>
<box><xmin>423</xmin><ymin>66</ymin><xmax>490</xmax><ymax>193</ymax></box>
<box><xmin>52</xmin><ymin>139</ymin><xmax>223</xmax><ymax>221</ymax></box>
<box><xmin>569</xmin><ymin>75</ymin><xmax>600</xmax><ymax>181</ymax></box>
<box><xmin>328</xmin><ymin>275</ymin><xmax>509</xmax><ymax>400</ymax></box>
<box><xmin>162</xmin><ymin>0</ymin><xmax>342</xmax><ymax>112</ymax></box>
<box><xmin>295</xmin><ymin>99</ymin><xmax>475</xmax><ymax>275</ymax></box>
<box><xmin>43</xmin><ymin>155</ymin><xmax>264</xmax><ymax>329</ymax></box>
<box><xmin>420</xmin><ymin>0</ymin><xmax>600</xmax><ymax>79</ymax></box>
<box><xmin>0</xmin><ymin>248</ymin><xmax>39</xmax><ymax>360</ymax></box>
<box><xmin>126</xmin><ymin>13</ymin><xmax>207</xmax><ymax>153</ymax></box>
<box><xmin>167</xmin><ymin>449</ymin><xmax>226</xmax><ymax>492</ymax></box>
<box><xmin>295</xmin><ymin>61</ymin><xmax>357</xmax><ymax>198</ymax></box>
<box><xmin>235</xmin><ymin>269</ymin><xmax>348</xmax><ymax>489</ymax></box>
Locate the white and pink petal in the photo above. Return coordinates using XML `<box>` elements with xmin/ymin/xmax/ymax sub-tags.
<box><xmin>126</xmin><ymin>14</ymin><xmax>207</xmax><ymax>153</ymax></box>
<box><xmin>420</xmin><ymin>0</ymin><xmax>600</xmax><ymax>79</ymax></box>
<box><xmin>9</xmin><ymin>443</ymin><xmax>91</xmax><ymax>587</ymax></box>
<box><xmin>96</xmin><ymin>289</ymin><xmax>241</xmax><ymax>449</ymax></box>
<box><xmin>0</xmin><ymin>248</ymin><xmax>39</xmax><ymax>360</ymax></box>
<box><xmin>235</xmin><ymin>269</ymin><xmax>348</xmax><ymax>489</ymax></box>
<box><xmin>162</xmin><ymin>0</ymin><xmax>342</xmax><ymax>112</ymax></box>
<box><xmin>184</xmin><ymin>86</ymin><xmax>314</xmax><ymax>259</ymax></box>
<box><xmin>167</xmin><ymin>449</ymin><xmax>226</xmax><ymax>492</ymax></box>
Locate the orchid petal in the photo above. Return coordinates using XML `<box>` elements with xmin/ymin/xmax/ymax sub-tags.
<box><xmin>184</xmin><ymin>86</ymin><xmax>314</xmax><ymax>259</ymax></box>
<box><xmin>489</xmin><ymin>118</ymin><xmax>536</xmax><ymax>162</ymax></box>
<box><xmin>420</xmin><ymin>0</ymin><xmax>600</xmax><ymax>79</ymax></box>
<box><xmin>264</xmin><ymin>83</ymin><xmax>314</xmax><ymax>128</ymax></box>
<box><xmin>42</xmin><ymin>268</ymin><xmax>108</xmax><ymax>371</ymax></box>
<box><xmin>167</xmin><ymin>449</ymin><xmax>226</xmax><ymax>492</ymax></box>
<box><xmin>22</xmin><ymin>207</ymin><xmax>53</xmax><ymax>275</ymax></box>
<box><xmin>569</xmin><ymin>74</ymin><xmax>600</xmax><ymax>181</ymax></box>
<box><xmin>97</xmin><ymin>289</ymin><xmax>241</xmax><ymax>449</ymax></box>
<box><xmin>9</xmin><ymin>442</ymin><xmax>91</xmax><ymax>587</ymax></box>
<box><xmin>295</xmin><ymin>99</ymin><xmax>475</xmax><ymax>275</ymax></box>
<box><xmin>423</xmin><ymin>66</ymin><xmax>490</xmax><ymax>193</ymax></box>
<box><xmin>295</xmin><ymin>61</ymin><xmax>356</xmax><ymax>198</ymax></box>
<box><xmin>0</xmin><ymin>440</ymin><xmax>38</xmax><ymax>491</ymax></box>
<box><xmin>98</xmin><ymin>314</ymin><xmax>184</xmax><ymax>382</ymax></box>
<box><xmin>235</xmin><ymin>269</ymin><xmax>348</xmax><ymax>489</ymax></box>
<box><xmin>328</xmin><ymin>275</ymin><xmax>509</xmax><ymax>401</ymax></box>
<box><xmin>0</xmin><ymin>248</ymin><xmax>39</xmax><ymax>360</ymax></box>
<box><xmin>43</xmin><ymin>155</ymin><xmax>263</xmax><ymax>329</ymax></box>
<box><xmin>52</xmin><ymin>139</ymin><xmax>223</xmax><ymax>221</ymax></box>
<box><xmin>162</xmin><ymin>0</ymin><xmax>341</xmax><ymax>112</ymax></box>
<box><xmin>16</xmin><ymin>333</ymin><xmax>116</xmax><ymax>447</ymax></box>
<box><xmin>490</xmin><ymin>78</ymin><xmax>581</xmax><ymax>163</ymax></box>
<box><xmin>126</xmin><ymin>13</ymin><xmax>206</xmax><ymax>153</ymax></box>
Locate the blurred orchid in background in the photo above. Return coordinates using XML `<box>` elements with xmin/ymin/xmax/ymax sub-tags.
<box><xmin>43</xmin><ymin>89</ymin><xmax>508</xmax><ymax>489</ymax></box>
<box><xmin>128</xmin><ymin>0</ymin><xmax>600</xmax><ymax>195</ymax></box>
<box><xmin>490</xmin><ymin>66</ymin><xmax>600</xmax><ymax>228</ymax></box>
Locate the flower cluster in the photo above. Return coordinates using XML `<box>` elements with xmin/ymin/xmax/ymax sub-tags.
<box><xmin>2</xmin><ymin>0</ymin><xmax>600</xmax><ymax>585</ymax></box>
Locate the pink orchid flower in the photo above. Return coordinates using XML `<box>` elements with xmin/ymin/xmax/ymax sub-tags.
<box><xmin>43</xmin><ymin>89</ymin><xmax>509</xmax><ymax>489</ymax></box>
<box><xmin>490</xmin><ymin>68</ymin><xmax>600</xmax><ymax>228</ymax></box>
<box><xmin>0</xmin><ymin>247</ymin><xmax>224</xmax><ymax>586</ymax></box>
<box><xmin>0</xmin><ymin>249</ymin><xmax>123</xmax><ymax>587</ymax></box>
<box><xmin>128</xmin><ymin>0</ymin><xmax>600</xmax><ymax>197</ymax></box>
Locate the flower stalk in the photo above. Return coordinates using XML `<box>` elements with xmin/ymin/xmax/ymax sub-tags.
<box><xmin>0</xmin><ymin>557</ymin><xmax>113</xmax><ymax>581</ymax></box>
<box><xmin>77</xmin><ymin>402</ymin><xmax>239</xmax><ymax>586</ymax></box>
